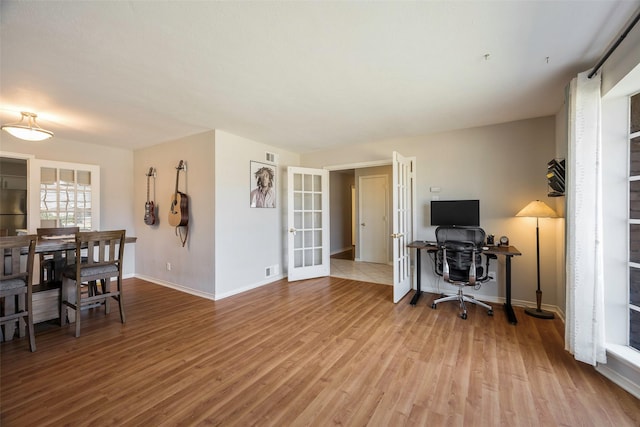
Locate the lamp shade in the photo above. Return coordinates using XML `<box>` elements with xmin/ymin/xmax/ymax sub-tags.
<box><xmin>515</xmin><ymin>200</ymin><xmax>558</xmax><ymax>218</ymax></box>
<box><xmin>1</xmin><ymin>112</ymin><xmax>54</xmax><ymax>141</ymax></box>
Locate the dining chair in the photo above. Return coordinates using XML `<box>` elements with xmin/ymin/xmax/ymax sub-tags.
<box><xmin>0</xmin><ymin>234</ymin><xmax>37</xmax><ymax>351</ymax></box>
<box><xmin>61</xmin><ymin>230</ymin><xmax>126</xmax><ymax>337</ymax></box>
<box><xmin>36</xmin><ymin>227</ymin><xmax>79</xmax><ymax>286</ymax></box>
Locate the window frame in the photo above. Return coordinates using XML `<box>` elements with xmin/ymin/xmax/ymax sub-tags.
<box><xmin>628</xmin><ymin>92</ymin><xmax>640</xmax><ymax>351</ymax></box>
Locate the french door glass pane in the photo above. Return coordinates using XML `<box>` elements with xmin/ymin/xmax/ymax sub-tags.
<box><xmin>630</xmin><ymin>310</ymin><xmax>640</xmax><ymax>351</ymax></box>
<box><xmin>630</xmin><ymin>224</ymin><xmax>640</xmax><ymax>264</ymax></box>
<box><xmin>630</xmin><ymin>267</ymin><xmax>640</xmax><ymax>306</ymax></box>
<box><xmin>292</xmin><ymin>171</ymin><xmax>324</xmax><ymax>270</ymax></box>
<box><xmin>631</xmin><ymin>92</ymin><xmax>640</xmax><ymax>134</ymax></box>
<box><xmin>631</xmin><ymin>136</ymin><xmax>640</xmax><ymax>176</ymax></box>
<box><xmin>630</xmin><ymin>180</ymin><xmax>640</xmax><ymax>219</ymax></box>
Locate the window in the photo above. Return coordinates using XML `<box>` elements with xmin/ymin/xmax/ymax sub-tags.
<box><xmin>40</xmin><ymin>167</ymin><xmax>94</xmax><ymax>229</ymax></box>
<box><xmin>28</xmin><ymin>159</ymin><xmax>100</xmax><ymax>232</ymax></box>
<box><xmin>629</xmin><ymin>92</ymin><xmax>640</xmax><ymax>351</ymax></box>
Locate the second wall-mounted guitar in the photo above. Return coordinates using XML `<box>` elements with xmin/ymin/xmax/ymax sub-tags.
<box><xmin>169</xmin><ymin>160</ymin><xmax>189</xmax><ymax>246</ymax></box>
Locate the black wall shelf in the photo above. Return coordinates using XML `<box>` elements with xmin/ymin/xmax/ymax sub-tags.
<box><xmin>547</xmin><ymin>158</ymin><xmax>565</xmax><ymax>197</ymax></box>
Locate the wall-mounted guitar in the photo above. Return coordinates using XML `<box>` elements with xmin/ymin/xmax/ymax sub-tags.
<box><xmin>169</xmin><ymin>160</ymin><xmax>189</xmax><ymax>246</ymax></box>
<box><xmin>144</xmin><ymin>167</ymin><xmax>156</xmax><ymax>225</ymax></box>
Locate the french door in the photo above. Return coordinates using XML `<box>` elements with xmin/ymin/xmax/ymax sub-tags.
<box><xmin>392</xmin><ymin>151</ymin><xmax>414</xmax><ymax>303</ymax></box>
<box><xmin>287</xmin><ymin>167</ymin><xmax>329</xmax><ymax>281</ymax></box>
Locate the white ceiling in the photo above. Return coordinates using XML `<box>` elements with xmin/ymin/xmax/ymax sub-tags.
<box><xmin>1</xmin><ymin>1</ymin><xmax>639</xmax><ymax>153</ymax></box>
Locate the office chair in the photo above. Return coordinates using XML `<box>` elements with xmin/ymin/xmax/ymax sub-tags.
<box><xmin>431</xmin><ymin>226</ymin><xmax>494</xmax><ymax>319</ymax></box>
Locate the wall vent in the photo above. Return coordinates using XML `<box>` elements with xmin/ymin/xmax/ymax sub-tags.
<box><xmin>265</xmin><ymin>264</ymin><xmax>280</xmax><ymax>278</ymax></box>
<box><xmin>265</xmin><ymin>152</ymin><xmax>278</xmax><ymax>163</ymax></box>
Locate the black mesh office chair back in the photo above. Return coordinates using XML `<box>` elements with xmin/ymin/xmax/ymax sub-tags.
<box><xmin>432</xmin><ymin>226</ymin><xmax>494</xmax><ymax>319</ymax></box>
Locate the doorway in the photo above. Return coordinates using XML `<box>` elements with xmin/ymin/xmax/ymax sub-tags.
<box><xmin>0</xmin><ymin>157</ymin><xmax>27</xmax><ymax>236</ymax></box>
<box><xmin>358</xmin><ymin>174</ymin><xmax>388</xmax><ymax>264</ymax></box>
<box><xmin>329</xmin><ymin>167</ymin><xmax>393</xmax><ymax>285</ymax></box>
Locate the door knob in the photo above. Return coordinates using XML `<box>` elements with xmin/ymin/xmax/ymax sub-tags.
<box><xmin>391</xmin><ymin>233</ymin><xmax>403</xmax><ymax>238</ymax></box>
<box><xmin>361</xmin><ymin>223</ymin><xmax>365</xmax><ymax>227</ymax></box>
<box><xmin>289</xmin><ymin>228</ymin><xmax>297</xmax><ymax>235</ymax></box>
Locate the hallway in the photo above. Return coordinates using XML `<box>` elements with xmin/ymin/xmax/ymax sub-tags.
<box><xmin>330</xmin><ymin>257</ymin><xmax>393</xmax><ymax>285</ymax></box>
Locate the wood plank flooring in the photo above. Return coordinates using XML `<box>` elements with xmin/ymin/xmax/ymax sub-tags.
<box><xmin>1</xmin><ymin>277</ymin><xmax>639</xmax><ymax>426</ymax></box>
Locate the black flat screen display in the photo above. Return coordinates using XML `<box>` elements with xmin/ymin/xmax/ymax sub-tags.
<box><xmin>430</xmin><ymin>199</ymin><xmax>480</xmax><ymax>226</ymax></box>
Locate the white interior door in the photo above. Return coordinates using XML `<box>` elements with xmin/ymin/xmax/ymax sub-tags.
<box><xmin>359</xmin><ymin>175</ymin><xmax>388</xmax><ymax>263</ymax></box>
<box><xmin>392</xmin><ymin>151</ymin><xmax>414</xmax><ymax>303</ymax></box>
<box><xmin>287</xmin><ymin>167</ymin><xmax>330</xmax><ymax>282</ymax></box>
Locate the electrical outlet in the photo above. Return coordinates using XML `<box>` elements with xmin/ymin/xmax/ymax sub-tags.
<box><xmin>166</xmin><ymin>262</ymin><xmax>172</xmax><ymax>271</ymax></box>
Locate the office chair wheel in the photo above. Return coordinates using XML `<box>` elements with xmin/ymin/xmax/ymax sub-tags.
<box><xmin>431</xmin><ymin>303</ymin><xmax>437</xmax><ymax>309</ymax></box>
<box><xmin>487</xmin><ymin>309</ymin><xmax>494</xmax><ymax>316</ymax></box>
<box><xmin>460</xmin><ymin>312</ymin><xmax>468</xmax><ymax>320</ymax></box>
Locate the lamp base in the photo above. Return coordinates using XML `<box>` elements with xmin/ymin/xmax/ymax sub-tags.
<box><xmin>524</xmin><ymin>307</ymin><xmax>555</xmax><ymax>319</ymax></box>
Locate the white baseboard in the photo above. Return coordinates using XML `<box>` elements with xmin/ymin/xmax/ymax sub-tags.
<box><xmin>134</xmin><ymin>273</ymin><xmax>285</xmax><ymax>302</ymax></box>
<box><xmin>596</xmin><ymin>345</ymin><xmax>640</xmax><ymax>399</ymax></box>
<box><xmin>330</xmin><ymin>247</ymin><xmax>353</xmax><ymax>255</ymax></box>
<box><xmin>214</xmin><ymin>274</ymin><xmax>284</xmax><ymax>300</ymax></box>
<box><xmin>134</xmin><ymin>274</ymin><xmax>215</xmax><ymax>300</ymax></box>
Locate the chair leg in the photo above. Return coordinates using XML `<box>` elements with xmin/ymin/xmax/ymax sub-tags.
<box><xmin>61</xmin><ymin>278</ymin><xmax>69</xmax><ymax>326</ymax></box>
<box><xmin>103</xmin><ymin>279</ymin><xmax>111</xmax><ymax>314</ymax></box>
<box><xmin>117</xmin><ymin>278</ymin><xmax>125</xmax><ymax>324</ymax></box>
<box><xmin>17</xmin><ymin>294</ymin><xmax>25</xmax><ymax>338</ymax></box>
<box><xmin>431</xmin><ymin>287</ymin><xmax>493</xmax><ymax>319</ymax></box>
<box><xmin>27</xmin><ymin>303</ymin><xmax>36</xmax><ymax>352</ymax></box>
<box><xmin>75</xmin><ymin>280</ymin><xmax>82</xmax><ymax>338</ymax></box>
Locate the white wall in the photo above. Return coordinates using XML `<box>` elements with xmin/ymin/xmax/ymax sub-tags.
<box><xmin>133</xmin><ymin>131</ymin><xmax>215</xmax><ymax>298</ymax></box>
<box><xmin>0</xmin><ymin>137</ymin><xmax>136</xmax><ymax>277</ymax></box>
<box><xmin>601</xmin><ymin>95</ymin><xmax>630</xmax><ymax>345</ymax></box>
<box><xmin>213</xmin><ymin>130</ymin><xmax>300</xmax><ymax>299</ymax></box>
<box><xmin>302</xmin><ymin>117</ymin><xmax>557</xmax><ymax>307</ymax></box>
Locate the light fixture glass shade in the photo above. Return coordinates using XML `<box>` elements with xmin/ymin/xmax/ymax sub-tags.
<box><xmin>515</xmin><ymin>200</ymin><xmax>558</xmax><ymax>218</ymax></box>
<box><xmin>1</xmin><ymin>112</ymin><xmax>54</xmax><ymax>141</ymax></box>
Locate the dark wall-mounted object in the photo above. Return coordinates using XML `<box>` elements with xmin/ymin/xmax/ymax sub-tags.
<box><xmin>547</xmin><ymin>159</ymin><xmax>565</xmax><ymax>197</ymax></box>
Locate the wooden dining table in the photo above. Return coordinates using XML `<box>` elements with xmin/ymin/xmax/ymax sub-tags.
<box><xmin>34</xmin><ymin>236</ymin><xmax>137</xmax><ymax>254</ymax></box>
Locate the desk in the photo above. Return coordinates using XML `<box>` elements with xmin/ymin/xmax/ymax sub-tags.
<box><xmin>407</xmin><ymin>241</ymin><xmax>522</xmax><ymax>324</ymax></box>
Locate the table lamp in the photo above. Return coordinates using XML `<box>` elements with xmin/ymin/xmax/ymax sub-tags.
<box><xmin>516</xmin><ymin>200</ymin><xmax>558</xmax><ymax>319</ymax></box>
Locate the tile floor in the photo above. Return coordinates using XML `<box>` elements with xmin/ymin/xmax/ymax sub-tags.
<box><xmin>330</xmin><ymin>258</ymin><xmax>393</xmax><ymax>285</ymax></box>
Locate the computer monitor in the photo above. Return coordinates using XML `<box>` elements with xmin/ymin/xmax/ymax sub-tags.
<box><xmin>430</xmin><ymin>199</ymin><xmax>480</xmax><ymax>227</ymax></box>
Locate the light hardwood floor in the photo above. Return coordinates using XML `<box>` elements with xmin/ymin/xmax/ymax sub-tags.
<box><xmin>1</xmin><ymin>277</ymin><xmax>639</xmax><ymax>426</ymax></box>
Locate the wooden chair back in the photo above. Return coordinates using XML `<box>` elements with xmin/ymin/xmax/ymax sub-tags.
<box><xmin>36</xmin><ymin>227</ymin><xmax>80</xmax><ymax>284</ymax></box>
<box><xmin>72</xmin><ymin>230</ymin><xmax>126</xmax><ymax>282</ymax></box>
<box><xmin>0</xmin><ymin>234</ymin><xmax>37</xmax><ymax>351</ymax></box>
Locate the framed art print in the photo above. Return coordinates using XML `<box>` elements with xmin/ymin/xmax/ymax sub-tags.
<box><xmin>250</xmin><ymin>161</ymin><xmax>276</xmax><ymax>208</ymax></box>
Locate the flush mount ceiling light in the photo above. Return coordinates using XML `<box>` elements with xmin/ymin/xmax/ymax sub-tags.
<box><xmin>1</xmin><ymin>111</ymin><xmax>54</xmax><ymax>141</ymax></box>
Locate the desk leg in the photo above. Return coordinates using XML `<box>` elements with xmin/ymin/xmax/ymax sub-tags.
<box><xmin>410</xmin><ymin>248</ymin><xmax>422</xmax><ymax>305</ymax></box>
<box><xmin>503</xmin><ymin>255</ymin><xmax>517</xmax><ymax>324</ymax></box>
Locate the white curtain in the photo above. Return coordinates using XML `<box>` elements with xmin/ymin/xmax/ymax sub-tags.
<box><xmin>565</xmin><ymin>70</ymin><xmax>607</xmax><ymax>366</ymax></box>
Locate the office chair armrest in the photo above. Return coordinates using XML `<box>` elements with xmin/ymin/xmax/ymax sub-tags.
<box><xmin>469</xmin><ymin>247</ymin><xmax>476</xmax><ymax>285</ymax></box>
<box><xmin>442</xmin><ymin>246</ymin><xmax>450</xmax><ymax>282</ymax></box>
